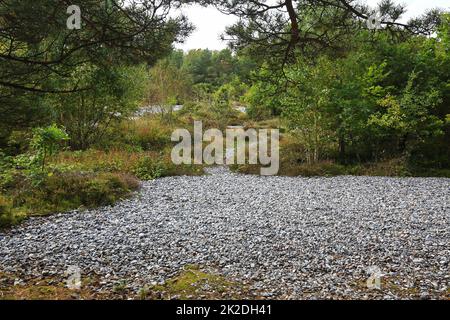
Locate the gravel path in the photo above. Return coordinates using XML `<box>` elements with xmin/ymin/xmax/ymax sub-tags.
<box><xmin>1</xmin><ymin>167</ymin><xmax>449</xmax><ymax>299</ymax></box>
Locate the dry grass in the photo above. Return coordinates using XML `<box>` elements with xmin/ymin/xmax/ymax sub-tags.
<box><xmin>0</xmin><ymin>272</ymin><xmax>124</xmax><ymax>300</ymax></box>
<box><xmin>53</xmin><ymin>149</ymin><xmax>158</xmax><ymax>173</ymax></box>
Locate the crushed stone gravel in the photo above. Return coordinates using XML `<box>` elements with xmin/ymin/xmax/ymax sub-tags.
<box><xmin>1</xmin><ymin>167</ymin><xmax>449</xmax><ymax>299</ymax></box>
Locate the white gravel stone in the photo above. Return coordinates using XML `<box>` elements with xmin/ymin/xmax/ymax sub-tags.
<box><xmin>0</xmin><ymin>167</ymin><xmax>449</xmax><ymax>299</ymax></box>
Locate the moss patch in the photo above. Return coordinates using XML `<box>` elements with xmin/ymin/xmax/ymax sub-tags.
<box><xmin>142</xmin><ymin>266</ymin><xmax>254</xmax><ymax>300</ymax></box>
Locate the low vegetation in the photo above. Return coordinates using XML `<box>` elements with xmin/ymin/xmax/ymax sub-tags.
<box><xmin>233</xmin><ymin>134</ymin><xmax>450</xmax><ymax>178</ymax></box>
<box><xmin>0</xmin><ymin>171</ymin><xmax>140</xmax><ymax>228</ymax></box>
<box><xmin>140</xmin><ymin>265</ymin><xmax>253</xmax><ymax>300</ymax></box>
<box><xmin>0</xmin><ymin>115</ymin><xmax>207</xmax><ymax>229</ymax></box>
<box><xmin>1</xmin><ymin>3</ymin><xmax>449</xmax><ymax>231</ymax></box>
<box><xmin>0</xmin><ymin>266</ymin><xmax>255</xmax><ymax>300</ymax></box>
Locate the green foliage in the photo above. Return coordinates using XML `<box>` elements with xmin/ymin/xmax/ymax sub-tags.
<box><xmin>148</xmin><ymin>58</ymin><xmax>192</xmax><ymax>105</ymax></box>
<box><xmin>147</xmin><ymin>49</ymin><xmax>256</xmax><ymax>108</ymax></box>
<box><xmin>282</xmin><ymin>57</ymin><xmax>336</xmax><ymax>164</ymax></box>
<box><xmin>30</xmin><ymin>124</ymin><xmax>69</xmax><ymax>172</ymax></box>
<box><xmin>133</xmin><ymin>156</ymin><xmax>168</xmax><ymax>180</ymax></box>
<box><xmin>124</xmin><ymin>118</ymin><xmax>173</xmax><ymax>151</ymax></box>
<box><xmin>6</xmin><ymin>131</ymin><xmax>32</xmax><ymax>155</ymax></box>
<box><xmin>244</xmin><ymin>64</ymin><xmax>282</xmax><ymax>120</ymax></box>
<box><xmin>0</xmin><ymin>94</ymin><xmax>51</xmax><ymax>148</ymax></box>
<box><xmin>369</xmin><ymin>72</ymin><xmax>444</xmax><ymax>152</ymax></box>
<box><xmin>12</xmin><ymin>172</ymin><xmax>140</xmax><ymax>217</ymax></box>
<box><xmin>0</xmin><ymin>0</ymin><xmax>192</xmax><ymax>148</ymax></box>
<box><xmin>437</xmin><ymin>13</ymin><xmax>450</xmax><ymax>51</ymax></box>
<box><xmin>210</xmin><ymin>84</ymin><xmax>238</xmax><ymax>120</ymax></box>
<box><xmin>0</xmin><ymin>125</ymin><xmax>70</xmax><ymax>190</ymax></box>
<box><xmin>266</xmin><ymin>25</ymin><xmax>450</xmax><ymax>167</ymax></box>
<box><xmin>180</xmin><ymin>49</ymin><xmax>242</xmax><ymax>88</ymax></box>
<box><xmin>50</xmin><ymin>65</ymin><xmax>148</xmax><ymax>150</ymax></box>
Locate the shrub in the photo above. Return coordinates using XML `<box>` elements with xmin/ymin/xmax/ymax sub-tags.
<box><xmin>80</xmin><ymin>173</ymin><xmax>140</xmax><ymax>206</ymax></box>
<box><xmin>51</xmin><ymin>149</ymin><xmax>159</xmax><ymax>174</ymax></box>
<box><xmin>124</xmin><ymin>118</ymin><xmax>173</xmax><ymax>151</ymax></box>
<box><xmin>11</xmin><ymin>172</ymin><xmax>140</xmax><ymax>217</ymax></box>
<box><xmin>0</xmin><ymin>169</ymin><xmax>22</xmax><ymax>192</ymax></box>
<box><xmin>31</xmin><ymin>124</ymin><xmax>69</xmax><ymax>172</ymax></box>
<box><xmin>246</xmin><ymin>104</ymin><xmax>273</xmax><ymax>121</ymax></box>
<box><xmin>178</xmin><ymin>101</ymin><xmax>202</xmax><ymax>115</ymax></box>
<box><xmin>133</xmin><ymin>156</ymin><xmax>168</xmax><ymax>180</ymax></box>
<box><xmin>0</xmin><ymin>152</ymin><xmax>15</xmax><ymax>190</ymax></box>
<box><xmin>7</xmin><ymin>130</ymin><xmax>32</xmax><ymax>155</ymax></box>
<box><xmin>52</xmin><ymin>65</ymin><xmax>148</xmax><ymax>150</ymax></box>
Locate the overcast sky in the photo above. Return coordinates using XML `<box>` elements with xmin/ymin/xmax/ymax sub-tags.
<box><xmin>175</xmin><ymin>0</ymin><xmax>450</xmax><ymax>51</ymax></box>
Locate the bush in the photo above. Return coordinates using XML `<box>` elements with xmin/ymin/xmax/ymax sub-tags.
<box><xmin>0</xmin><ymin>152</ymin><xmax>16</xmax><ymax>191</ymax></box>
<box><xmin>52</xmin><ymin>65</ymin><xmax>148</xmax><ymax>150</ymax></box>
<box><xmin>81</xmin><ymin>173</ymin><xmax>140</xmax><ymax>206</ymax></box>
<box><xmin>133</xmin><ymin>156</ymin><xmax>168</xmax><ymax>180</ymax></box>
<box><xmin>7</xmin><ymin>130</ymin><xmax>32</xmax><ymax>155</ymax></box>
<box><xmin>122</xmin><ymin>118</ymin><xmax>173</xmax><ymax>151</ymax></box>
<box><xmin>178</xmin><ymin>101</ymin><xmax>202</xmax><ymax>116</ymax></box>
<box><xmin>12</xmin><ymin>172</ymin><xmax>140</xmax><ymax>217</ymax></box>
<box><xmin>30</xmin><ymin>124</ymin><xmax>69</xmax><ymax>172</ymax></box>
<box><xmin>246</xmin><ymin>104</ymin><xmax>273</xmax><ymax>121</ymax></box>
